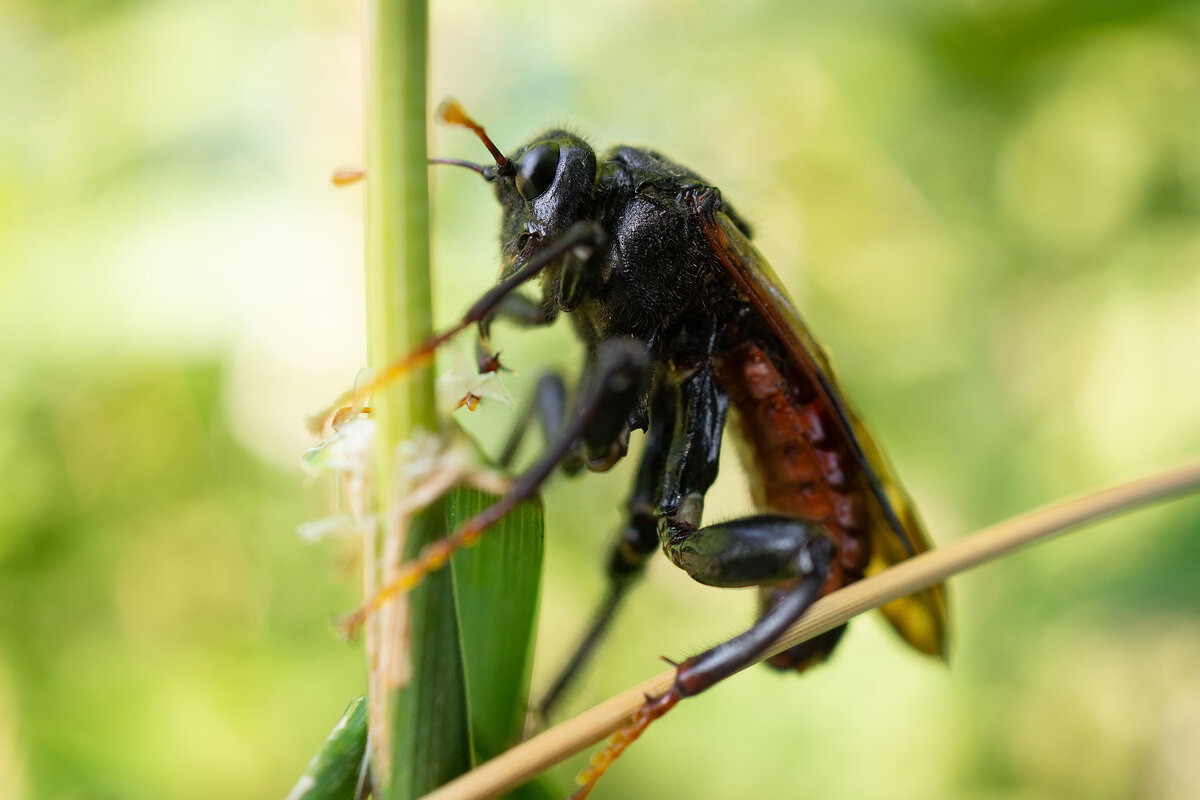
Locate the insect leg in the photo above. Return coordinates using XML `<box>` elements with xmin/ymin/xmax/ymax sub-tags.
<box><xmin>571</xmin><ymin>518</ymin><xmax>834</xmax><ymax>799</ymax></box>
<box><xmin>761</xmin><ymin>618</ymin><xmax>847</xmax><ymax>671</ymax></box>
<box><xmin>565</xmin><ymin>361</ymin><xmax>732</xmax><ymax>796</ymax></box>
<box><xmin>495</xmin><ymin>373</ymin><xmax>580</xmax><ymax>474</ymax></box>
<box><xmin>537</xmin><ymin>382</ymin><xmax>675</xmax><ymax>719</ymax></box>
<box><xmin>469</xmin><ymin>283</ymin><xmax>573</xmax><ymax>469</ymax></box>
<box><xmin>341</xmin><ymin>338</ymin><xmax>650</xmax><ymax>633</ymax></box>
<box><xmin>311</xmin><ymin>221</ymin><xmax>603</xmax><ymax>433</ymax></box>
<box><xmin>479</xmin><ymin>290</ymin><xmax>557</xmax><ymax>340</ymax></box>
<box><xmin>758</xmin><ymin>550</ymin><xmax>849</xmax><ymax>673</ymax></box>
<box><xmin>661</xmin><ymin>517</ymin><xmax>835</xmax><ymax>688</ymax></box>
<box><xmin>581</xmin><ymin>355</ymin><xmax>728</xmax><ymax>702</ymax></box>
<box><xmin>656</xmin><ymin>370</ymin><xmax>728</xmax><ymax>549</ymax></box>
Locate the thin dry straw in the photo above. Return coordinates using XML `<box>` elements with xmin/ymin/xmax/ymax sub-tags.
<box><xmin>419</xmin><ymin>457</ymin><xmax>1200</xmax><ymax>800</ymax></box>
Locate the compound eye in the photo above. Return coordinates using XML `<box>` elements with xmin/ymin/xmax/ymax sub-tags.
<box><xmin>515</xmin><ymin>142</ymin><xmax>561</xmax><ymax>200</ymax></box>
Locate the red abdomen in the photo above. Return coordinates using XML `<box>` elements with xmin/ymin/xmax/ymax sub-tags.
<box><xmin>714</xmin><ymin>341</ymin><xmax>872</xmax><ymax>589</ymax></box>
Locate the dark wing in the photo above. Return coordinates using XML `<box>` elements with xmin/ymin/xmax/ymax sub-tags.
<box><xmin>701</xmin><ymin>209</ymin><xmax>948</xmax><ymax>659</ymax></box>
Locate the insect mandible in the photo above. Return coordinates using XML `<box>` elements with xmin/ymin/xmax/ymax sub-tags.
<box><xmin>335</xmin><ymin>100</ymin><xmax>950</xmax><ymax>798</ymax></box>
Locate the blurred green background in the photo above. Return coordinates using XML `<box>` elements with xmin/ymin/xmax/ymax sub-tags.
<box><xmin>4</xmin><ymin>0</ymin><xmax>1200</xmax><ymax>798</ymax></box>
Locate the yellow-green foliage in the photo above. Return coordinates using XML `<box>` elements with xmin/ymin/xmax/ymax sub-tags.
<box><xmin>3</xmin><ymin>1</ymin><xmax>1200</xmax><ymax>799</ymax></box>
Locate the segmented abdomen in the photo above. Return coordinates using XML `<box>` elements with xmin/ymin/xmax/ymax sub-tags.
<box><xmin>714</xmin><ymin>341</ymin><xmax>873</xmax><ymax>590</ymax></box>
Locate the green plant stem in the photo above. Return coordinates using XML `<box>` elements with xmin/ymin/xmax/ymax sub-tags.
<box><xmin>365</xmin><ymin>0</ymin><xmax>434</xmax><ymax>433</ymax></box>
<box><xmin>364</xmin><ymin>1</ymin><xmax>471</xmax><ymax>798</ymax></box>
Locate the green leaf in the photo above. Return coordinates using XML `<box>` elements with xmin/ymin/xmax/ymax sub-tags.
<box><xmin>286</xmin><ymin>696</ymin><xmax>368</xmax><ymax>800</ymax></box>
<box><xmin>360</xmin><ymin>0</ymin><xmax>452</xmax><ymax>790</ymax></box>
<box><xmin>448</xmin><ymin>487</ymin><xmax>545</xmax><ymax>763</ymax></box>
<box><xmin>385</xmin><ymin>497</ymin><xmax>474</xmax><ymax>799</ymax></box>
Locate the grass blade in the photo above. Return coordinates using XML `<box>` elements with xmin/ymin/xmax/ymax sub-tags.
<box><xmin>385</xmin><ymin>497</ymin><xmax>474</xmax><ymax>799</ymax></box>
<box><xmin>448</xmin><ymin>487</ymin><xmax>544</xmax><ymax>762</ymax></box>
<box><xmin>286</xmin><ymin>696</ymin><xmax>368</xmax><ymax>800</ymax></box>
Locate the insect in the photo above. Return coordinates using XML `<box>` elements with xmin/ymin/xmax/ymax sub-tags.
<box><xmin>335</xmin><ymin>100</ymin><xmax>949</xmax><ymax>797</ymax></box>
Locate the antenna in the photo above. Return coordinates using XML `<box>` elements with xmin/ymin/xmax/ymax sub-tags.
<box><xmin>437</xmin><ymin>99</ymin><xmax>514</xmax><ymax>176</ymax></box>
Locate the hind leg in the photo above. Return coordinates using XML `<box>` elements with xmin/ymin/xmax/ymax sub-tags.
<box><xmin>661</xmin><ymin>515</ymin><xmax>837</xmax><ymax>691</ymax></box>
<box><xmin>571</xmin><ymin>515</ymin><xmax>836</xmax><ymax>798</ymax></box>
<box><xmin>537</xmin><ymin>382</ymin><xmax>674</xmax><ymax>718</ymax></box>
<box><xmin>760</xmin><ymin>585</ymin><xmax>847</xmax><ymax>671</ymax></box>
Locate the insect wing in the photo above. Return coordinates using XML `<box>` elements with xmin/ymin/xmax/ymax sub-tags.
<box><xmin>701</xmin><ymin>210</ymin><xmax>948</xmax><ymax>658</ymax></box>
